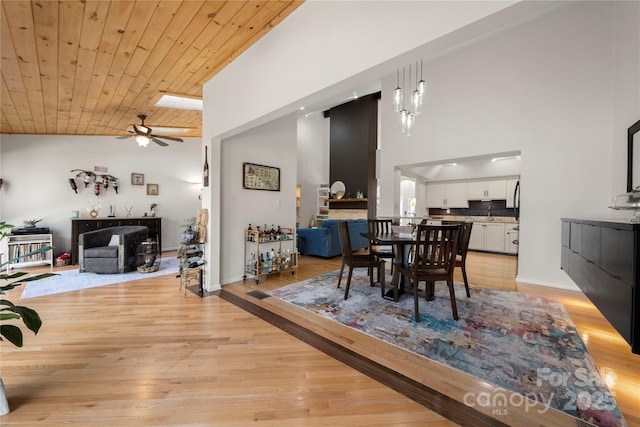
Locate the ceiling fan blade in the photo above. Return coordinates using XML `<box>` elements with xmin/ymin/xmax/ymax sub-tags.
<box><xmin>150</xmin><ymin>134</ymin><xmax>183</xmax><ymax>142</ymax></box>
<box><xmin>151</xmin><ymin>137</ymin><xmax>169</xmax><ymax>147</ymax></box>
<box><xmin>116</xmin><ymin>134</ymin><xmax>133</xmax><ymax>139</ymax></box>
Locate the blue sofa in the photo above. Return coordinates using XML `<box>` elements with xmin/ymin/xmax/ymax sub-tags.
<box><xmin>297</xmin><ymin>219</ymin><xmax>369</xmax><ymax>258</ymax></box>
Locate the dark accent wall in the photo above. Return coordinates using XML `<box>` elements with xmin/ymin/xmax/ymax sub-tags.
<box><xmin>328</xmin><ymin>92</ymin><xmax>379</xmax><ymax>218</ymax></box>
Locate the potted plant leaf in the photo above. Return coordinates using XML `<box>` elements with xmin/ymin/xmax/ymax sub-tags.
<box><xmin>22</xmin><ymin>219</ymin><xmax>43</xmax><ymax>228</ymax></box>
<box><xmin>0</xmin><ymin>221</ymin><xmax>55</xmax><ymax>415</ymax></box>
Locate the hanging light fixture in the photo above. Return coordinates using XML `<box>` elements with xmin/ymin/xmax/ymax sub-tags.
<box><xmin>411</xmin><ymin>61</ymin><xmax>422</xmax><ymax>114</ymax></box>
<box><xmin>392</xmin><ymin>69</ymin><xmax>403</xmax><ymax>113</ymax></box>
<box><xmin>393</xmin><ymin>59</ymin><xmax>426</xmax><ymax>135</ymax></box>
<box><xmin>403</xmin><ymin>64</ymin><xmax>414</xmax><ymax>135</ymax></box>
<box><xmin>417</xmin><ymin>59</ymin><xmax>426</xmax><ymax>101</ymax></box>
<box><xmin>135</xmin><ymin>134</ymin><xmax>151</xmax><ymax>147</ymax></box>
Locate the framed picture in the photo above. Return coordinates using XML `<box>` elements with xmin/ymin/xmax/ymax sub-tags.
<box><xmin>146</xmin><ymin>183</ymin><xmax>159</xmax><ymax>196</ymax></box>
<box><xmin>131</xmin><ymin>173</ymin><xmax>144</xmax><ymax>186</ymax></box>
<box><xmin>242</xmin><ymin>162</ymin><xmax>280</xmax><ymax>191</ymax></box>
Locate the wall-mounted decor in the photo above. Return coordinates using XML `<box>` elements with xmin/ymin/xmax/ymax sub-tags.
<box><xmin>203</xmin><ymin>146</ymin><xmax>209</xmax><ymax>187</ymax></box>
<box><xmin>131</xmin><ymin>173</ymin><xmax>144</xmax><ymax>186</ymax></box>
<box><xmin>242</xmin><ymin>162</ymin><xmax>280</xmax><ymax>191</ymax></box>
<box><xmin>147</xmin><ymin>183</ymin><xmax>159</xmax><ymax>196</ymax></box>
<box><xmin>627</xmin><ymin>119</ymin><xmax>640</xmax><ymax>192</ymax></box>
<box><xmin>69</xmin><ymin>169</ymin><xmax>119</xmax><ymax>195</ymax></box>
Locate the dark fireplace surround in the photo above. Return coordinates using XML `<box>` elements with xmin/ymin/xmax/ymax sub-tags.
<box><xmin>324</xmin><ymin>92</ymin><xmax>380</xmax><ymax>218</ymax></box>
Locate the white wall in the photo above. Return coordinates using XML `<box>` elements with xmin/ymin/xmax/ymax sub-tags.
<box><xmin>201</xmin><ymin>0</ymin><xmax>638</xmax><ymax>292</ymax></box>
<box><xmin>379</xmin><ymin>1</ymin><xmax>640</xmax><ymax>290</ymax></box>
<box><xmin>0</xmin><ymin>135</ymin><xmax>201</xmax><ymax>255</ymax></box>
<box><xmin>203</xmin><ymin>1</ymin><xmax>518</xmax><ymax>139</ymax></box>
<box><xmin>297</xmin><ymin>112</ymin><xmax>330</xmax><ymax>228</ymax></box>
<box><xmin>200</xmin><ymin>0</ymin><xmax>555</xmax><ymax>291</ymax></box>
<box><xmin>220</xmin><ymin>114</ymin><xmax>298</xmax><ymax>285</ymax></box>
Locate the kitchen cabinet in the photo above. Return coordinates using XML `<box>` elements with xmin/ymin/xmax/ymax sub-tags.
<box><xmin>467</xmin><ymin>178</ymin><xmax>507</xmax><ymax>200</ymax></box>
<box><xmin>426</xmin><ymin>181</ymin><xmax>468</xmax><ymax>208</ymax></box>
<box><xmin>469</xmin><ymin>222</ymin><xmax>505</xmax><ymax>252</ymax></box>
<box><xmin>561</xmin><ymin>218</ymin><xmax>639</xmax><ymax>354</ymax></box>
<box><xmin>504</xmin><ymin>224</ymin><xmax>519</xmax><ymax>254</ymax></box>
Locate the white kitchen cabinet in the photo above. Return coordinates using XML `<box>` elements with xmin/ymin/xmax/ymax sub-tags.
<box><xmin>506</xmin><ymin>177</ymin><xmax>519</xmax><ymax>208</ymax></box>
<box><xmin>468</xmin><ymin>222</ymin><xmax>505</xmax><ymax>252</ymax></box>
<box><xmin>504</xmin><ymin>224</ymin><xmax>519</xmax><ymax>254</ymax></box>
<box><xmin>426</xmin><ymin>182</ymin><xmax>446</xmax><ymax>208</ymax></box>
<box><xmin>467</xmin><ymin>178</ymin><xmax>507</xmax><ymax>200</ymax></box>
<box><xmin>426</xmin><ymin>181</ymin><xmax>468</xmax><ymax>208</ymax></box>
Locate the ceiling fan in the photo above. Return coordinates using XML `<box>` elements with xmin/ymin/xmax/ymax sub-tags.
<box><xmin>117</xmin><ymin>114</ymin><xmax>184</xmax><ymax>147</ymax></box>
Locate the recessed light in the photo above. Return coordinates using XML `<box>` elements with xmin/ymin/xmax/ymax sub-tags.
<box><xmin>155</xmin><ymin>94</ymin><xmax>203</xmax><ymax>111</ymax></box>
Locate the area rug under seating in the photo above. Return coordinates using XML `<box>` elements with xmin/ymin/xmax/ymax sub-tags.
<box><xmin>268</xmin><ymin>270</ymin><xmax>626</xmax><ymax>427</ymax></box>
<box><xmin>21</xmin><ymin>257</ymin><xmax>180</xmax><ymax>299</ymax></box>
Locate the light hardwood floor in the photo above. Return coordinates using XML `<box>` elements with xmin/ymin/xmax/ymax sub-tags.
<box><xmin>1</xmin><ymin>252</ymin><xmax>638</xmax><ymax>426</ymax></box>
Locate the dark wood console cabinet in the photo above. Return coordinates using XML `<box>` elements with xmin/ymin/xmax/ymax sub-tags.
<box><xmin>561</xmin><ymin>218</ymin><xmax>639</xmax><ymax>354</ymax></box>
<box><xmin>71</xmin><ymin>217</ymin><xmax>162</xmax><ymax>265</ymax></box>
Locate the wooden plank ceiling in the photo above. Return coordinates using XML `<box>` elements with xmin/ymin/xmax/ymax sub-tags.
<box><xmin>1</xmin><ymin>0</ymin><xmax>302</xmax><ymax>138</ymax></box>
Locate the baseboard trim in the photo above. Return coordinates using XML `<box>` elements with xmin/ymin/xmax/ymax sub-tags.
<box><xmin>219</xmin><ymin>289</ymin><xmax>508</xmax><ymax>427</ymax></box>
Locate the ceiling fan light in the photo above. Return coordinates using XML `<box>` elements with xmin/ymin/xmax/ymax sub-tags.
<box><xmin>135</xmin><ymin>134</ymin><xmax>151</xmax><ymax>147</ymax></box>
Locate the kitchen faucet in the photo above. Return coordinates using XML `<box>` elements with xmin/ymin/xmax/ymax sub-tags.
<box><xmin>487</xmin><ymin>206</ymin><xmax>492</xmax><ymax>217</ymax></box>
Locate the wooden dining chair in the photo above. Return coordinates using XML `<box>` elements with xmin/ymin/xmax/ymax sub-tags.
<box><xmin>367</xmin><ymin>219</ymin><xmax>395</xmax><ymax>280</ymax></box>
<box><xmin>337</xmin><ymin>220</ymin><xmax>385</xmax><ymax>300</ymax></box>
<box><xmin>392</xmin><ymin>224</ymin><xmax>460</xmax><ymax>321</ymax></box>
<box><xmin>444</xmin><ymin>220</ymin><xmax>474</xmax><ymax>297</ymax></box>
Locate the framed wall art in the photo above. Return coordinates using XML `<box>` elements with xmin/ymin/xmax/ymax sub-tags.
<box><xmin>131</xmin><ymin>173</ymin><xmax>144</xmax><ymax>186</ymax></box>
<box><xmin>146</xmin><ymin>183</ymin><xmax>159</xmax><ymax>196</ymax></box>
<box><xmin>242</xmin><ymin>162</ymin><xmax>280</xmax><ymax>191</ymax></box>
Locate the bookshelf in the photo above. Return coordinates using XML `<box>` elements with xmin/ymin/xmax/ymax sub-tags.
<box><xmin>3</xmin><ymin>233</ymin><xmax>53</xmax><ymax>272</ymax></box>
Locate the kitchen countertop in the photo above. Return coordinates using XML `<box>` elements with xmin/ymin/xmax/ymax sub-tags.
<box><xmin>426</xmin><ymin>215</ymin><xmax>519</xmax><ymax>224</ymax></box>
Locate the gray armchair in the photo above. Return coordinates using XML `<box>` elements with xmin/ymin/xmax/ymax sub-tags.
<box><xmin>79</xmin><ymin>226</ymin><xmax>149</xmax><ymax>274</ymax></box>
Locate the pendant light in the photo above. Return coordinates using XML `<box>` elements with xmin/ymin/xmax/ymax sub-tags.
<box><xmin>392</xmin><ymin>69</ymin><xmax>402</xmax><ymax>113</ymax></box>
<box><xmin>393</xmin><ymin>59</ymin><xmax>426</xmax><ymax>135</ymax></box>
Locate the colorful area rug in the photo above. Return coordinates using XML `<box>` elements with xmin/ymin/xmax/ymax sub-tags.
<box><xmin>20</xmin><ymin>257</ymin><xmax>180</xmax><ymax>299</ymax></box>
<box><xmin>268</xmin><ymin>270</ymin><xmax>626</xmax><ymax>427</ymax></box>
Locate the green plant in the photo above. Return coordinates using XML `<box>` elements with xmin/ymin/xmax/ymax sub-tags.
<box><xmin>0</xmin><ymin>221</ymin><xmax>54</xmax><ymax>347</ymax></box>
<box><xmin>22</xmin><ymin>219</ymin><xmax>43</xmax><ymax>227</ymax></box>
<box><xmin>180</xmin><ymin>217</ymin><xmax>196</xmax><ymax>229</ymax></box>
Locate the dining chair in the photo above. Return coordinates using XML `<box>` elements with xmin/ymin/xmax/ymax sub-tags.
<box><xmin>392</xmin><ymin>224</ymin><xmax>460</xmax><ymax>321</ymax></box>
<box><xmin>367</xmin><ymin>219</ymin><xmax>395</xmax><ymax>280</ymax></box>
<box><xmin>443</xmin><ymin>220</ymin><xmax>474</xmax><ymax>297</ymax></box>
<box><xmin>337</xmin><ymin>220</ymin><xmax>385</xmax><ymax>300</ymax></box>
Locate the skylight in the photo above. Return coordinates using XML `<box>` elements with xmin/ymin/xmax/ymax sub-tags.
<box><xmin>155</xmin><ymin>94</ymin><xmax>203</xmax><ymax>111</ymax></box>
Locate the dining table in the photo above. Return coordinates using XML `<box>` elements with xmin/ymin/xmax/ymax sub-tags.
<box><xmin>360</xmin><ymin>230</ymin><xmax>416</xmax><ymax>298</ymax></box>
